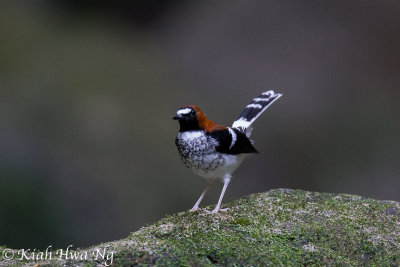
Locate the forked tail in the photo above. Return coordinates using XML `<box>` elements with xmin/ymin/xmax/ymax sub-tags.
<box><xmin>232</xmin><ymin>90</ymin><xmax>282</xmax><ymax>135</ymax></box>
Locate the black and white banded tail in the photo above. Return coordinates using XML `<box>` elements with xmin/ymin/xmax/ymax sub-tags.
<box><xmin>232</xmin><ymin>90</ymin><xmax>282</xmax><ymax>132</ymax></box>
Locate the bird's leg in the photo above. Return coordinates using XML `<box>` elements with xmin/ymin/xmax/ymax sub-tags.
<box><xmin>211</xmin><ymin>175</ymin><xmax>231</xmax><ymax>213</ymax></box>
<box><xmin>190</xmin><ymin>180</ymin><xmax>213</xmax><ymax>212</ymax></box>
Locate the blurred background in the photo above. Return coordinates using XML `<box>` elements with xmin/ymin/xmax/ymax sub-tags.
<box><xmin>1</xmin><ymin>0</ymin><xmax>399</xmax><ymax>250</ymax></box>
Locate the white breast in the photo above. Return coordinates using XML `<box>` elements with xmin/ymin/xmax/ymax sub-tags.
<box><xmin>177</xmin><ymin>131</ymin><xmax>205</xmax><ymax>141</ymax></box>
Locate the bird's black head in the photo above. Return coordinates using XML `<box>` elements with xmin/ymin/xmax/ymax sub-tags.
<box><xmin>172</xmin><ymin>106</ymin><xmax>200</xmax><ymax>131</ymax></box>
<box><xmin>172</xmin><ymin>106</ymin><xmax>197</xmax><ymax>121</ymax></box>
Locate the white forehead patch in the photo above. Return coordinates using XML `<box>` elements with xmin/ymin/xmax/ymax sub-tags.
<box><xmin>177</xmin><ymin>108</ymin><xmax>192</xmax><ymax>115</ymax></box>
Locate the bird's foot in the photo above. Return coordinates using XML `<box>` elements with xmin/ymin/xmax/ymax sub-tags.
<box><xmin>189</xmin><ymin>207</ymin><xmax>200</xmax><ymax>212</ymax></box>
<box><xmin>210</xmin><ymin>207</ymin><xmax>230</xmax><ymax>214</ymax></box>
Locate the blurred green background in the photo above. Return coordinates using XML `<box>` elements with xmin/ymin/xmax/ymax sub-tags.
<box><xmin>0</xmin><ymin>0</ymin><xmax>399</xmax><ymax>249</ymax></box>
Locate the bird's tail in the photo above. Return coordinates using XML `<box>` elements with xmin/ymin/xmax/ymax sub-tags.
<box><xmin>232</xmin><ymin>90</ymin><xmax>282</xmax><ymax>136</ymax></box>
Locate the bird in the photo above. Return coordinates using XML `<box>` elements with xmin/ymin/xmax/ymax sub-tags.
<box><xmin>173</xmin><ymin>90</ymin><xmax>282</xmax><ymax>213</ymax></box>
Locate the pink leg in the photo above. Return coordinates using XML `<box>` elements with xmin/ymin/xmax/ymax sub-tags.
<box><xmin>190</xmin><ymin>181</ymin><xmax>213</xmax><ymax>212</ymax></box>
<box><xmin>211</xmin><ymin>175</ymin><xmax>231</xmax><ymax>213</ymax></box>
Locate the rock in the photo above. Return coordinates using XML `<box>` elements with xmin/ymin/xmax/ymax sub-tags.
<box><xmin>1</xmin><ymin>189</ymin><xmax>399</xmax><ymax>266</ymax></box>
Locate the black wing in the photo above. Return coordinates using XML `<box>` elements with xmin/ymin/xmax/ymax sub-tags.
<box><xmin>209</xmin><ymin>128</ymin><xmax>258</xmax><ymax>155</ymax></box>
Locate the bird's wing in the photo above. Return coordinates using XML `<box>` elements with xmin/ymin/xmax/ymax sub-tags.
<box><xmin>209</xmin><ymin>128</ymin><xmax>258</xmax><ymax>155</ymax></box>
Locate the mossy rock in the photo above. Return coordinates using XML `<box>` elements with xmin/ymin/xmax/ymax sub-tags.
<box><xmin>1</xmin><ymin>189</ymin><xmax>399</xmax><ymax>266</ymax></box>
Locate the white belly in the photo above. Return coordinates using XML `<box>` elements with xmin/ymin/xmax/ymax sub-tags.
<box><xmin>198</xmin><ymin>153</ymin><xmax>247</xmax><ymax>180</ymax></box>
<box><xmin>175</xmin><ymin>131</ymin><xmax>248</xmax><ymax>180</ymax></box>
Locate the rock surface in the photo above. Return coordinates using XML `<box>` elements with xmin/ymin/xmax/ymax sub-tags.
<box><xmin>1</xmin><ymin>189</ymin><xmax>399</xmax><ymax>266</ymax></box>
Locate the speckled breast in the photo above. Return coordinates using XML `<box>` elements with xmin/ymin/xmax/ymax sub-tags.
<box><xmin>175</xmin><ymin>131</ymin><xmax>224</xmax><ymax>177</ymax></box>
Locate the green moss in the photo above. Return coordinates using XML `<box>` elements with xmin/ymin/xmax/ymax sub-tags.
<box><xmin>1</xmin><ymin>189</ymin><xmax>400</xmax><ymax>266</ymax></box>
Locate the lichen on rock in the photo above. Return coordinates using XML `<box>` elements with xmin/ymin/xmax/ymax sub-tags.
<box><xmin>1</xmin><ymin>189</ymin><xmax>399</xmax><ymax>266</ymax></box>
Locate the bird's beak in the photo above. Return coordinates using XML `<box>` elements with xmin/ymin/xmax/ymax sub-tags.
<box><xmin>172</xmin><ymin>115</ymin><xmax>180</xmax><ymax>120</ymax></box>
